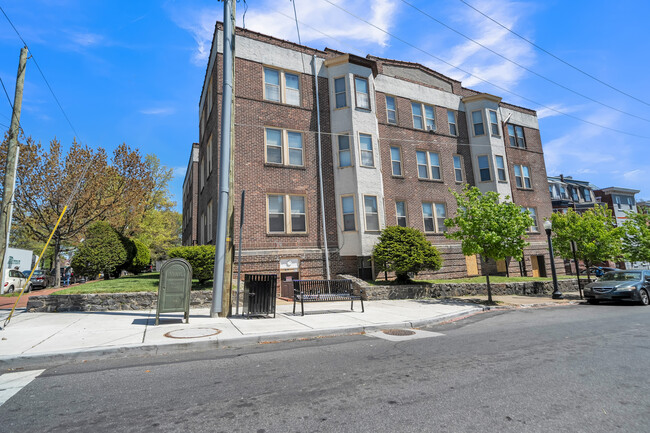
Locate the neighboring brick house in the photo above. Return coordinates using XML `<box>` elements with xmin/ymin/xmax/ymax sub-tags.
<box><xmin>185</xmin><ymin>23</ymin><xmax>562</xmax><ymax>291</ymax></box>
<box><xmin>182</xmin><ymin>142</ymin><xmax>199</xmax><ymax>246</ymax></box>
<box><xmin>548</xmin><ymin>175</ymin><xmax>597</xmax><ymax>213</ymax></box>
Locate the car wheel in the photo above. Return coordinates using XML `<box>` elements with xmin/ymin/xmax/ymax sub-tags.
<box><xmin>7</xmin><ymin>285</ymin><xmax>14</xmax><ymax>293</ymax></box>
<box><xmin>639</xmin><ymin>289</ymin><xmax>649</xmax><ymax>306</ymax></box>
<box><xmin>25</xmin><ymin>284</ymin><xmax>32</xmax><ymax>293</ymax></box>
<box><xmin>587</xmin><ymin>299</ymin><xmax>599</xmax><ymax>305</ymax></box>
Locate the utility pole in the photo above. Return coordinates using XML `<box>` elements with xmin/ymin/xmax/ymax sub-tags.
<box><xmin>211</xmin><ymin>0</ymin><xmax>235</xmax><ymax>318</ymax></box>
<box><xmin>0</xmin><ymin>47</ymin><xmax>28</xmax><ymax>282</ymax></box>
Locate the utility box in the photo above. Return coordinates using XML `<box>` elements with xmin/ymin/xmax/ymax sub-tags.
<box><xmin>156</xmin><ymin>258</ymin><xmax>192</xmax><ymax>325</ymax></box>
<box><xmin>244</xmin><ymin>274</ymin><xmax>277</xmax><ymax>318</ymax></box>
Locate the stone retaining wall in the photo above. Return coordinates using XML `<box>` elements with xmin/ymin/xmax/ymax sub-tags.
<box><xmin>338</xmin><ymin>274</ymin><xmax>579</xmax><ymax>300</ymax></box>
<box><xmin>26</xmin><ymin>291</ymin><xmax>213</xmax><ymax>313</ymax></box>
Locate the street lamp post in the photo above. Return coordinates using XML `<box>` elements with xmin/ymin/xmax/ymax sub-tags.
<box><xmin>544</xmin><ymin>220</ymin><xmax>563</xmax><ymax>299</ymax></box>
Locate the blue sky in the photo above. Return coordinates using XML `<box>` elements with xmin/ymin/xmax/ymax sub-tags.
<box><xmin>1</xmin><ymin>0</ymin><xmax>649</xmax><ymax>211</ymax></box>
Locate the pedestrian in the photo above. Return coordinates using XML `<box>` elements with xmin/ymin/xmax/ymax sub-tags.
<box><xmin>64</xmin><ymin>268</ymin><xmax>71</xmax><ymax>287</ymax></box>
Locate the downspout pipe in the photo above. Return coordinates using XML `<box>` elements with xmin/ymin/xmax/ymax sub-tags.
<box><xmin>312</xmin><ymin>55</ymin><xmax>331</xmax><ymax>280</ymax></box>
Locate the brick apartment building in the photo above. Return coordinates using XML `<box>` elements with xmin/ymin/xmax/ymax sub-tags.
<box><xmin>182</xmin><ymin>142</ymin><xmax>199</xmax><ymax>246</ymax></box>
<box><xmin>182</xmin><ymin>23</ymin><xmax>562</xmax><ymax>291</ymax></box>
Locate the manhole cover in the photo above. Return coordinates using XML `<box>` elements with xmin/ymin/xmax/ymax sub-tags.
<box><xmin>164</xmin><ymin>328</ymin><xmax>222</xmax><ymax>339</ymax></box>
<box><xmin>382</xmin><ymin>329</ymin><xmax>416</xmax><ymax>336</ymax></box>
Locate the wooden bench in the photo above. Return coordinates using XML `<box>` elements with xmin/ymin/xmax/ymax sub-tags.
<box><xmin>292</xmin><ymin>279</ymin><xmax>365</xmax><ymax>316</ymax></box>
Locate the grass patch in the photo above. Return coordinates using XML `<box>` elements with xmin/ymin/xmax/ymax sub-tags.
<box><xmin>369</xmin><ymin>275</ymin><xmax>576</xmax><ymax>285</ymax></box>
<box><xmin>54</xmin><ymin>272</ymin><xmax>213</xmax><ymax>295</ymax></box>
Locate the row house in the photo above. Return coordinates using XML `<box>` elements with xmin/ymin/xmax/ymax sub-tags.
<box><xmin>183</xmin><ymin>23</ymin><xmax>562</xmax><ymax>292</ymax></box>
<box><xmin>548</xmin><ymin>175</ymin><xmax>597</xmax><ymax>213</ymax></box>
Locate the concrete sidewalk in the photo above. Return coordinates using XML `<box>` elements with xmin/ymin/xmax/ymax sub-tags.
<box><xmin>0</xmin><ymin>299</ymin><xmax>486</xmax><ymax>369</ymax></box>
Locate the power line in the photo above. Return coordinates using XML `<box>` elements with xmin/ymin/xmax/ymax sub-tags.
<box><xmin>318</xmin><ymin>0</ymin><xmax>650</xmax><ymax>140</ymax></box>
<box><xmin>0</xmin><ymin>6</ymin><xmax>81</xmax><ymax>140</ymax></box>
<box><xmin>401</xmin><ymin>0</ymin><xmax>650</xmax><ymax>123</ymax></box>
<box><xmin>457</xmin><ymin>0</ymin><xmax>650</xmax><ymax>108</ymax></box>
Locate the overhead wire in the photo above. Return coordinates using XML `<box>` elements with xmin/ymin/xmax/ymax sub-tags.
<box><xmin>318</xmin><ymin>0</ymin><xmax>650</xmax><ymax>140</ymax></box>
<box><xmin>401</xmin><ymin>0</ymin><xmax>650</xmax><ymax>123</ymax></box>
<box><xmin>457</xmin><ymin>0</ymin><xmax>650</xmax><ymax>108</ymax></box>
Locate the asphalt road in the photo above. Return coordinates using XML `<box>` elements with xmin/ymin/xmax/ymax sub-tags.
<box><xmin>2</xmin><ymin>303</ymin><xmax>649</xmax><ymax>432</ymax></box>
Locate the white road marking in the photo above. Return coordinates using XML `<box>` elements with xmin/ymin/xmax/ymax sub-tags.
<box><xmin>367</xmin><ymin>329</ymin><xmax>444</xmax><ymax>341</ymax></box>
<box><xmin>0</xmin><ymin>369</ymin><xmax>45</xmax><ymax>406</ymax></box>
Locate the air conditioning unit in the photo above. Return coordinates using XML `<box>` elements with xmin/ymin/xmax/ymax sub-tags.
<box><xmin>426</xmin><ymin>126</ymin><xmax>435</xmax><ymax>133</ymax></box>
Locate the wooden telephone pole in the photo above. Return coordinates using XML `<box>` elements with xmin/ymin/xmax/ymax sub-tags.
<box><xmin>0</xmin><ymin>47</ymin><xmax>28</xmax><ymax>282</ymax></box>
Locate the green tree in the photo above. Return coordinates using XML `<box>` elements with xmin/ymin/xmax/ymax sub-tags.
<box><xmin>372</xmin><ymin>226</ymin><xmax>443</xmax><ymax>284</ymax></box>
<box><xmin>621</xmin><ymin>212</ymin><xmax>650</xmax><ymax>263</ymax></box>
<box><xmin>168</xmin><ymin>245</ymin><xmax>215</xmax><ymax>284</ymax></box>
<box><xmin>550</xmin><ymin>205</ymin><xmax>622</xmax><ymax>281</ymax></box>
<box><xmin>444</xmin><ymin>186</ymin><xmax>533</xmax><ymax>303</ymax></box>
<box><xmin>71</xmin><ymin>222</ymin><xmax>127</xmax><ymax>279</ymax></box>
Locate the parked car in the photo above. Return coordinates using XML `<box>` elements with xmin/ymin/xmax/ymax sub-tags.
<box><xmin>3</xmin><ymin>269</ymin><xmax>31</xmax><ymax>293</ymax></box>
<box><xmin>580</xmin><ymin>266</ymin><xmax>616</xmax><ymax>277</ymax></box>
<box><xmin>584</xmin><ymin>270</ymin><xmax>650</xmax><ymax>305</ymax></box>
<box><xmin>22</xmin><ymin>269</ymin><xmax>50</xmax><ymax>290</ymax></box>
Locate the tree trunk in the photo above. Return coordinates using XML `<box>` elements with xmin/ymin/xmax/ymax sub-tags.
<box><xmin>486</xmin><ymin>273</ymin><xmax>493</xmax><ymax>304</ymax></box>
<box><xmin>54</xmin><ymin>232</ymin><xmax>61</xmax><ymax>288</ymax></box>
<box><xmin>585</xmin><ymin>260</ymin><xmax>592</xmax><ymax>283</ymax></box>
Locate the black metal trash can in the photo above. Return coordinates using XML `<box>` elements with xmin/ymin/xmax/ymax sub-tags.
<box><xmin>244</xmin><ymin>274</ymin><xmax>277</xmax><ymax>318</ymax></box>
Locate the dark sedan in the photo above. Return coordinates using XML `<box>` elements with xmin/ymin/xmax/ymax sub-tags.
<box><xmin>584</xmin><ymin>270</ymin><xmax>650</xmax><ymax>305</ymax></box>
<box><xmin>22</xmin><ymin>269</ymin><xmax>51</xmax><ymax>289</ymax></box>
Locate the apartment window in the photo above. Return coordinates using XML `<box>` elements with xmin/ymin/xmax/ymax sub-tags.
<box><xmin>447</xmin><ymin>110</ymin><xmax>457</xmax><ymax>136</ymax></box>
<box><xmin>495</xmin><ymin>155</ymin><xmax>507</xmax><ymax>182</ymax></box>
<box><xmin>522</xmin><ymin>207</ymin><xmax>539</xmax><ymax>232</ymax></box>
<box><xmin>201</xmin><ymin>212</ymin><xmax>206</xmax><ymax>243</ymax></box>
<box><xmin>453</xmin><ymin>155</ymin><xmax>463</xmax><ymax>182</ymax></box>
<box><xmin>334</xmin><ymin>77</ymin><xmax>346</xmax><ymax>108</ymax></box>
<box><xmin>207</xmin><ymin>75</ymin><xmax>213</xmax><ymax>116</ymax></box>
<box><xmin>416</xmin><ymin>151</ymin><xmax>441</xmax><ymax>180</ymax></box>
<box><xmin>422</xmin><ymin>202</ymin><xmax>447</xmax><ymax>233</ymax></box>
<box><xmin>477</xmin><ymin>155</ymin><xmax>491</xmax><ymax>182</ymax></box>
<box><xmin>581</xmin><ymin>187</ymin><xmax>592</xmax><ymax>202</ymax></box>
<box><xmin>395</xmin><ymin>201</ymin><xmax>407</xmax><ymax>227</ymax></box>
<box><xmin>549</xmin><ymin>185</ymin><xmax>555</xmax><ymax>199</ymax></box>
<box><xmin>264</xmin><ymin>67</ymin><xmax>300</xmax><ymax>106</ymax></box>
<box><xmin>514</xmin><ymin>165</ymin><xmax>532</xmax><ymax>189</ymax></box>
<box><xmin>265</xmin><ymin>128</ymin><xmax>304</xmax><ymax>166</ymax></box>
<box><xmin>411</xmin><ymin>102</ymin><xmax>435</xmax><ymax>130</ymax></box>
<box><xmin>199</xmin><ymin>108</ymin><xmax>205</xmax><ymax>140</ymax></box>
<box><xmin>364</xmin><ymin>195</ymin><xmax>380</xmax><ymax>231</ymax></box>
<box><xmin>199</xmin><ymin>157</ymin><xmax>205</xmax><ymax>190</ymax></box>
<box><xmin>341</xmin><ymin>195</ymin><xmax>356</xmax><ymax>231</ymax></box>
<box><xmin>207</xmin><ymin>134</ymin><xmax>213</xmax><ymax>175</ymax></box>
<box><xmin>390</xmin><ymin>146</ymin><xmax>402</xmax><ymax>176</ymax></box>
<box><xmin>507</xmin><ymin>124</ymin><xmax>526</xmax><ymax>148</ymax></box>
<box><xmin>338</xmin><ymin>135</ymin><xmax>352</xmax><ymax>167</ymax></box>
<box><xmin>359</xmin><ymin>134</ymin><xmax>374</xmax><ymax>167</ymax></box>
<box><xmin>267</xmin><ymin>194</ymin><xmax>306</xmax><ymax>234</ymax></box>
<box><xmin>560</xmin><ymin>185</ymin><xmax>567</xmax><ymax>199</ymax></box>
<box><xmin>570</xmin><ymin>187</ymin><xmax>580</xmax><ymax>202</ymax></box>
<box><xmin>354</xmin><ymin>77</ymin><xmax>370</xmax><ymax>109</ymax></box>
<box><xmin>386</xmin><ymin>96</ymin><xmax>397</xmax><ymax>124</ymax></box>
<box><xmin>472</xmin><ymin>110</ymin><xmax>485</xmax><ymax>136</ymax></box>
<box><xmin>489</xmin><ymin>110</ymin><xmax>499</xmax><ymax>136</ymax></box>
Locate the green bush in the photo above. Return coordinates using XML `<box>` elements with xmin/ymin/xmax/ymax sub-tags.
<box><xmin>372</xmin><ymin>226</ymin><xmax>443</xmax><ymax>283</ymax></box>
<box><xmin>167</xmin><ymin>245</ymin><xmax>215</xmax><ymax>283</ymax></box>
<box><xmin>71</xmin><ymin>221</ymin><xmax>128</xmax><ymax>279</ymax></box>
<box><xmin>129</xmin><ymin>239</ymin><xmax>151</xmax><ymax>274</ymax></box>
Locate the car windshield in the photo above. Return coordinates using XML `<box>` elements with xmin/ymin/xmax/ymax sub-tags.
<box><xmin>31</xmin><ymin>270</ymin><xmax>45</xmax><ymax>276</ymax></box>
<box><xmin>600</xmin><ymin>271</ymin><xmax>642</xmax><ymax>282</ymax></box>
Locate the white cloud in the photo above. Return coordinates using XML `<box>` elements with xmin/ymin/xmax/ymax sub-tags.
<box><xmin>172</xmin><ymin>166</ymin><xmax>186</xmax><ymax>178</ymax></box>
<box><xmin>68</xmin><ymin>31</ymin><xmax>105</xmax><ymax>47</ymax></box>
<box><xmin>140</xmin><ymin>107</ymin><xmax>175</xmax><ymax>116</ymax></box>
<box><xmin>167</xmin><ymin>0</ymin><xmax>400</xmax><ymax>65</ymax></box>
<box><xmin>422</xmin><ymin>0</ymin><xmax>536</xmax><ymax>90</ymax></box>
<box><xmin>536</xmin><ymin>103</ymin><xmax>583</xmax><ymax>119</ymax></box>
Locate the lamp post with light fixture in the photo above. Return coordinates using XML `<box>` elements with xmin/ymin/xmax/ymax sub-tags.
<box><xmin>544</xmin><ymin>220</ymin><xmax>563</xmax><ymax>299</ymax></box>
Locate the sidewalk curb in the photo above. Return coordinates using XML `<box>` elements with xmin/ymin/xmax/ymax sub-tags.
<box><xmin>0</xmin><ymin>307</ymin><xmax>485</xmax><ymax>370</ymax></box>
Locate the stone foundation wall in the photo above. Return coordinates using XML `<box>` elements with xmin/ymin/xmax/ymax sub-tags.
<box><xmin>339</xmin><ymin>274</ymin><xmax>578</xmax><ymax>300</ymax></box>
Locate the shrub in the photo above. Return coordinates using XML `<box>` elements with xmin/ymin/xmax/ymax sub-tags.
<box><xmin>372</xmin><ymin>226</ymin><xmax>443</xmax><ymax>283</ymax></box>
<box><xmin>128</xmin><ymin>239</ymin><xmax>151</xmax><ymax>274</ymax></box>
<box><xmin>167</xmin><ymin>245</ymin><xmax>215</xmax><ymax>283</ymax></box>
<box><xmin>71</xmin><ymin>222</ymin><xmax>127</xmax><ymax>279</ymax></box>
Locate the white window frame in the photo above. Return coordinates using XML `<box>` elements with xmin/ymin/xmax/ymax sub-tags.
<box><xmin>207</xmin><ymin>134</ymin><xmax>213</xmax><ymax>175</ymax></box>
<box><xmin>477</xmin><ymin>155</ymin><xmax>491</xmax><ymax>182</ymax></box>
<box><xmin>453</xmin><ymin>154</ymin><xmax>464</xmax><ymax>182</ymax></box>
<box><xmin>416</xmin><ymin>150</ymin><xmax>441</xmax><ymax>181</ymax></box>
<box><xmin>488</xmin><ymin>110</ymin><xmax>499</xmax><ymax>136</ymax></box>
<box><xmin>207</xmin><ymin>199</ymin><xmax>213</xmax><ymax>242</ymax></box>
<box><xmin>514</xmin><ymin>164</ymin><xmax>532</xmax><ymax>189</ymax></box>
<box><xmin>386</xmin><ymin>95</ymin><xmax>397</xmax><ymax>124</ymax></box>
<box><xmin>333</xmin><ymin>76</ymin><xmax>347</xmax><ymax>109</ymax></box>
<box><xmin>354</xmin><ymin>76</ymin><xmax>370</xmax><ymax>110</ymax></box>
<box><xmin>363</xmin><ymin>195</ymin><xmax>380</xmax><ymax>232</ymax></box>
<box><xmin>263</xmin><ymin>66</ymin><xmax>301</xmax><ymax>106</ymax></box>
<box><xmin>337</xmin><ymin>134</ymin><xmax>352</xmax><ymax>167</ymax></box>
<box><xmin>390</xmin><ymin>146</ymin><xmax>403</xmax><ymax>176</ymax></box>
<box><xmin>412</xmin><ymin>102</ymin><xmax>436</xmax><ymax>131</ymax></box>
<box><xmin>447</xmin><ymin>110</ymin><xmax>457</xmax><ymax>136</ymax></box>
<box><xmin>507</xmin><ymin>124</ymin><xmax>526</xmax><ymax>148</ymax></box>
<box><xmin>264</xmin><ymin>127</ymin><xmax>304</xmax><ymax>167</ymax></box>
<box><xmin>422</xmin><ymin>202</ymin><xmax>447</xmax><ymax>233</ymax></box>
<box><xmin>358</xmin><ymin>133</ymin><xmax>375</xmax><ymax>168</ymax></box>
<box><xmin>267</xmin><ymin>194</ymin><xmax>307</xmax><ymax>234</ymax></box>
<box><xmin>495</xmin><ymin>155</ymin><xmax>506</xmax><ymax>182</ymax></box>
<box><xmin>472</xmin><ymin>110</ymin><xmax>485</xmax><ymax>136</ymax></box>
<box><xmin>207</xmin><ymin>75</ymin><xmax>213</xmax><ymax>116</ymax></box>
<box><xmin>341</xmin><ymin>195</ymin><xmax>356</xmax><ymax>232</ymax></box>
<box><xmin>523</xmin><ymin>207</ymin><xmax>539</xmax><ymax>233</ymax></box>
<box><xmin>395</xmin><ymin>200</ymin><xmax>408</xmax><ymax>227</ymax></box>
